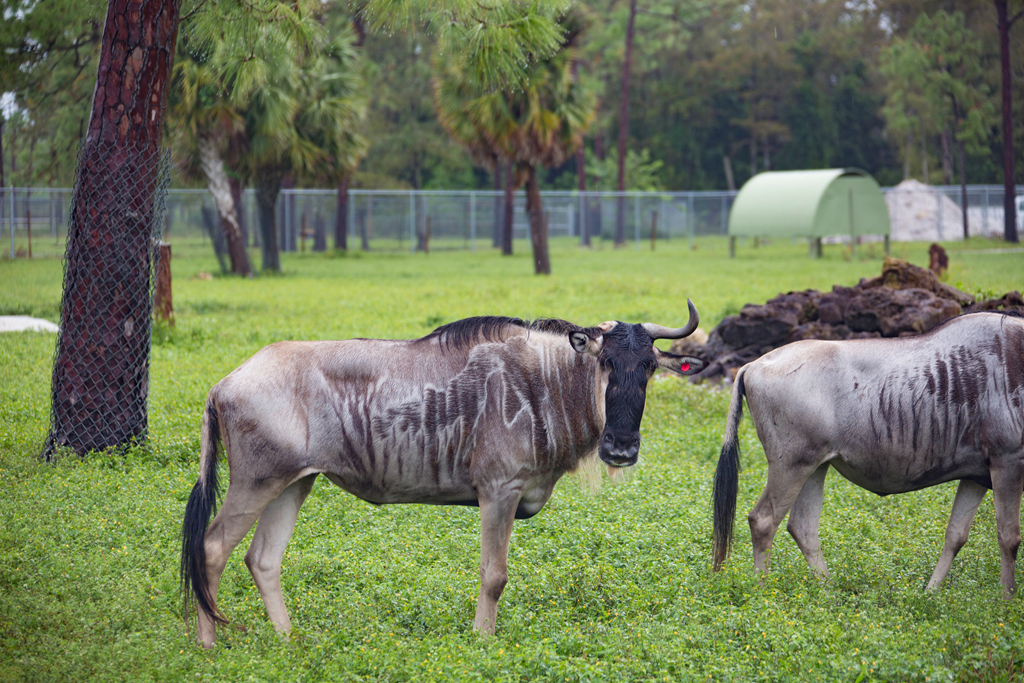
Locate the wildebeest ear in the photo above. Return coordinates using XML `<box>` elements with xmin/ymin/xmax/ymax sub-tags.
<box><xmin>569</xmin><ymin>331</ymin><xmax>603</xmax><ymax>356</ymax></box>
<box><xmin>654</xmin><ymin>348</ymin><xmax>706</xmax><ymax>375</ymax></box>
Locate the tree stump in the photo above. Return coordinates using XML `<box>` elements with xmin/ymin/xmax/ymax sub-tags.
<box><xmin>154</xmin><ymin>243</ymin><xmax>173</xmax><ymax>326</ymax></box>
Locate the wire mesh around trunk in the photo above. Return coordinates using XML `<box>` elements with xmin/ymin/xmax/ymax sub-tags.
<box><xmin>44</xmin><ymin>141</ymin><xmax>171</xmax><ymax>457</ymax></box>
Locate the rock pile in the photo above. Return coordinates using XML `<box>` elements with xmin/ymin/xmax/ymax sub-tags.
<box><xmin>674</xmin><ymin>258</ymin><xmax>1024</xmax><ymax>383</ymax></box>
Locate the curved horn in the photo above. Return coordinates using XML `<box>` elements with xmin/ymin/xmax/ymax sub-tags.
<box><xmin>642</xmin><ymin>299</ymin><xmax>699</xmax><ymax>340</ymax></box>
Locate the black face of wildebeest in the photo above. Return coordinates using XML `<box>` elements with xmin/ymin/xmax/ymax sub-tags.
<box><xmin>570</xmin><ymin>307</ymin><xmax>706</xmax><ymax>467</ymax></box>
<box><xmin>598</xmin><ymin>323</ymin><xmax>661</xmax><ymax>467</ymax></box>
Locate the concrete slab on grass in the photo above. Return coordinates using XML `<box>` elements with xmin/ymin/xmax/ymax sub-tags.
<box><xmin>0</xmin><ymin>316</ymin><xmax>60</xmax><ymax>333</ymax></box>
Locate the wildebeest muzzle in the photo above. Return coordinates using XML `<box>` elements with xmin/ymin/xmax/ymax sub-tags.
<box><xmin>599</xmin><ymin>428</ymin><xmax>641</xmax><ymax>467</ymax></box>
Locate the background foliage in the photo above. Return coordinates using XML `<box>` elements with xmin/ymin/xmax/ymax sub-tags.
<box><xmin>1</xmin><ymin>0</ymin><xmax>1021</xmax><ymax>193</ymax></box>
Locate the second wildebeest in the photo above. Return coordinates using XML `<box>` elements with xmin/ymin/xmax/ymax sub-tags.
<box><xmin>181</xmin><ymin>302</ymin><xmax>706</xmax><ymax>647</ymax></box>
<box><xmin>712</xmin><ymin>312</ymin><xmax>1024</xmax><ymax>595</ymax></box>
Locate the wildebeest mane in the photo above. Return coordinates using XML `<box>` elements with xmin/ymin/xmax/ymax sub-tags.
<box><xmin>421</xmin><ymin>316</ymin><xmax>597</xmax><ymax>352</ymax></box>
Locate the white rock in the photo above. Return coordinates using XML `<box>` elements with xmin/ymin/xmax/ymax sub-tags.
<box><xmin>0</xmin><ymin>316</ymin><xmax>60</xmax><ymax>333</ymax></box>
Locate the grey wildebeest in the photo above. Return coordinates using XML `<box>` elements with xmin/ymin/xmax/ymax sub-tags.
<box><xmin>181</xmin><ymin>304</ymin><xmax>706</xmax><ymax>647</ymax></box>
<box><xmin>712</xmin><ymin>311</ymin><xmax>1024</xmax><ymax>594</ymax></box>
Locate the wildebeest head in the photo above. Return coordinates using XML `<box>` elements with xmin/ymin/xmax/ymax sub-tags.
<box><xmin>569</xmin><ymin>300</ymin><xmax>706</xmax><ymax>467</ymax></box>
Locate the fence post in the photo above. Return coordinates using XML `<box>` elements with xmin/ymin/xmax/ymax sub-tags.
<box><xmin>634</xmin><ymin>193</ymin><xmax>640</xmax><ymax>250</ymax></box>
<box><xmin>470</xmin><ymin>191</ymin><xmax>476</xmax><ymax>253</ymax></box>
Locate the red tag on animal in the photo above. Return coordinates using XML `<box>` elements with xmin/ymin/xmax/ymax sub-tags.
<box><xmin>680</xmin><ymin>363</ymin><xmax>690</xmax><ymax>372</ymax></box>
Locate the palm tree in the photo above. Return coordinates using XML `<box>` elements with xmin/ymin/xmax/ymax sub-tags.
<box><xmin>435</xmin><ymin>14</ymin><xmax>595</xmax><ymax>274</ymax></box>
<box><xmin>292</xmin><ymin>31</ymin><xmax>369</xmax><ymax>251</ymax></box>
<box><xmin>167</xmin><ymin>54</ymin><xmax>254</xmax><ymax>276</ymax></box>
<box><xmin>236</xmin><ymin>27</ymin><xmax>366</xmax><ymax>270</ymax></box>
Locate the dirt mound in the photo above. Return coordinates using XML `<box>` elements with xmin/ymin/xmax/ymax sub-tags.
<box><xmin>675</xmin><ymin>258</ymin><xmax>1024</xmax><ymax>383</ymax></box>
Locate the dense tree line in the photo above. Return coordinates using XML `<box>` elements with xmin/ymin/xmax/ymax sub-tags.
<box><xmin>2</xmin><ymin>0</ymin><xmax>1021</xmax><ymax>195</ymax></box>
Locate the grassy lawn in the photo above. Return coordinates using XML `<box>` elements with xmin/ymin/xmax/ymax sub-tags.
<box><xmin>1</xmin><ymin>236</ymin><xmax>1022</xmax><ymax>682</ymax></box>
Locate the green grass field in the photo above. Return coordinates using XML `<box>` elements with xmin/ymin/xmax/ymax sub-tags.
<box><xmin>1</xmin><ymin>236</ymin><xmax>1023</xmax><ymax>682</ymax></box>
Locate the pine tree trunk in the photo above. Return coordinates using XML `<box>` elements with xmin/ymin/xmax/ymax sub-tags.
<box><xmin>525</xmin><ymin>166</ymin><xmax>550</xmax><ymax>274</ymax></box>
<box><xmin>723</xmin><ymin>155</ymin><xmax>735</xmax><ymax>191</ymax></box>
<box><xmin>921</xmin><ymin>135</ymin><xmax>929</xmax><ymax>185</ymax></box>
<box><xmin>198</xmin><ymin>136</ymin><xmax>252</xmax><ymax>276</ymax></box>
<box><xmin>577</xmin><ymin>149</ymin><xmax>589</xmax><ymax>246</ymax></box>
<box><xmin>46</xmin><ymin>0</ymin><xmax>180</xmax><ymax>456</ymax></box>
<box><xmin>492</xmin><ymin>163</ymin><xmax>503</xmax><ymax>247</ymax></box>
<box><xmin>615</xmin><ymin>0</ymin><xmax>637</xmax><ymax>247</ymax></box>
<box><xmin>941</xmin><ymin>129</ymin><xmax>954</xmax><ymax>185</ymax></box>
<box><xmin>335</xmin><ymin>176</ymin><xmax>348</xmax><ymax>250</ymax></box>
<box><xmin>996</xmin><ymin>0</ymin><xmax>1019</xmax><ymax>243</ymax></box>
<box><xmin>958</xmin><ymin>137</ymin><xmax>969</xmax><ymax>239</ymax></box>
<box><xmin>256</xmin><ymin>174</ymin><xmax>282</xmax><ymax>271</ymax></box>
<box><xmin>502</xmin><ymin>162</ymin><xmax>514</xmax><ymax>255</ymax></box>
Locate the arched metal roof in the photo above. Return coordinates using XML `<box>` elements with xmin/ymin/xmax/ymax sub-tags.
<box><xmin>727</xmin><ymin>168</ymin><xmax>890</xmax><ymax>238</ymax></box>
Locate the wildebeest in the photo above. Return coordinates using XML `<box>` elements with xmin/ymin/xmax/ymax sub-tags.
<box><xmin>712</xmin><ymin>312</ymin><xmax>1024</xmax><ymax>595</ymax></box>
<box><xmin>181</xmin><ymin>303</ymin><xmax>706</xmax><ymax>648</ymax></box>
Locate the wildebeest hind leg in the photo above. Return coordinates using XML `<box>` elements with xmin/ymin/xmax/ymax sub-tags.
<box><xmin>749</xmin><ymin>459</ymin><xmax>823</xmax><ymax>575</ymax></box>
<box><xmin>244</xmin><ymin>474</ymin><xmax>318</xmax><ymax>635</ymax></box>
<box><xmin>786</xmin><ymin>463</ymin><xmax>830</xmax><ymax>577</ymax></box>
<box><xmin>925</xmin><ymin>479</ymin><xmax>987</xmax><ymax>591</ymax></box>
<box><xmin>198</xmin><ymin>480</ymin><xmax>293</xmax><ymax>648</ymax></box>
<box><xmin>991</xmin><ymin>460</ymin><xmax>1024</xmax><ymax>598</ymax></box>
<box><xmin>472</xmin><ymin>487</ymin><xmax>521</xmax><ymax>636</ymax></box>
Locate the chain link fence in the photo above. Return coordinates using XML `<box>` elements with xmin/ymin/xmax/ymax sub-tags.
<box><xmin>44</xmin><ymin>142</ymin><xmax>171</xmax><ymax>456</ymax></box>
<box><xmin>2</xmin><ymin>184</ymin><xmax>1021</xmax><ymax>260</ymax></box>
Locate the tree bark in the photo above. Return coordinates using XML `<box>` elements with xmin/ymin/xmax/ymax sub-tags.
<box><xmin>256</xmin><ymin>174</ymin><xmax>282</xmax><ymax>271</ymax></box>
<box><xmin>921</xmin><ymin>135</ymin><xmax>929</xmax><ymax>185</ymax></box>
<box><xmin>615</xmin><ymin>0</ymin><xmax>637</xmax><ymax>247</ymax></box>
<box><xmin>492</xmin><ymin>163</ymin><xmax>503</xmax><ymax>247</ymax></box>
<box><xmin>335</xmin><ymin>176</ymin><xmax>349</xmax><ymax>250</ymax></box>
<box><xmin>941</xmin><ymin>129</ymin><xmax>954</xmax><ymax>185</ymax></box>
<box><xmin>996</xmin><ymin>0</ymin><xmax>1019</xmax><ymax>242</ymax></box>
<box><xmin>313</xmin><ymin>211</ymin><xmax>326</xmax><ymax>252</ymax></box>
<box><xmin>723</xmin><ymin>155</ymin><xmax>735</xmax><ymax>191</ymax></box>
<box><xmin>200</xmin><ymin>204</ymin><xmax>228</xmax><ymax>273</ymax></box>
<box><xmin>198</xmin><ymin>136</ymin><xmax>252</xmax><ymax>276</ymax></box>
<box><xmin>577</xmin><ymin>148</ymin><xmax>589</xmax><ymax>246</ymax></box>
<box><xmin>228</xmin><ymin>176</ymin><xmax>249</xmax><ymax>247</ymax></box>
<box><xmin>502</xmin><ymin>161</ymin><xmax>514</xmax><ymax>255</ymax></box>
<box><xmin>958</xmin><ymin>137</ymin><xmax>969</xmax><ymax>239</ymax></box>
<box><xmin>47</xmin><ymin>0</ymin><xmax>181</xmax><ymax>456</ymax></box>
<box><xmin>525</xmin><ymin>165</ymin><xmax>550</xmax><ymax>275</ymax></box>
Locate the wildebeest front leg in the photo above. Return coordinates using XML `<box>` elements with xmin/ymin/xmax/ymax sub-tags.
<box><xmin>472</xmin><ymin>488</ymin><xmax>521</xmax><ymax>636</ymax></box>
<box><xmin>926</xmin><ymin>479</ymin><xmax>987</xmax><ymax>591</ymax></box>
<box><xmin>786</xmin><ymin>463</ymin><xmax>830</xmax><ymax>577</ymax></box>
<box><xmin>244</xmin><ymin>474</ymin><xmax>319</xmax><ymax>635</ymax></box>
<box><xmin>991</xmin><ymin>461</ymin><xmax>1024</xmax><ymax>598</ymax></box>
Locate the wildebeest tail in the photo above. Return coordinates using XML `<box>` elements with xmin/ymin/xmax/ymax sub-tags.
<box><xmin>180</xmin><ymin>398</ymin><xmax>227</xmax><ymax>625</ymax></box>
<box><xmin>712</xmin><ymin>366</ymin><xmax>745</xmax><ymax>572</ymax></box>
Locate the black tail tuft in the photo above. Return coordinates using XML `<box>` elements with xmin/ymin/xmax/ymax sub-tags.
<box><xmin>180</xmin><ymin>400</ymin><xmax>227</xmax><ymax>626</ymax></box>
<box><xmin>712</xmin><ymin>369</ymin><xmax>745</xmax><ymax>571</ymax></box>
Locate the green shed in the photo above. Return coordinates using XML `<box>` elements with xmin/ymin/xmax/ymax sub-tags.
<box><xmin>727</xmin><ymin>168</ymin><xmax>890</xmax><ymax>257</ymax></box>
